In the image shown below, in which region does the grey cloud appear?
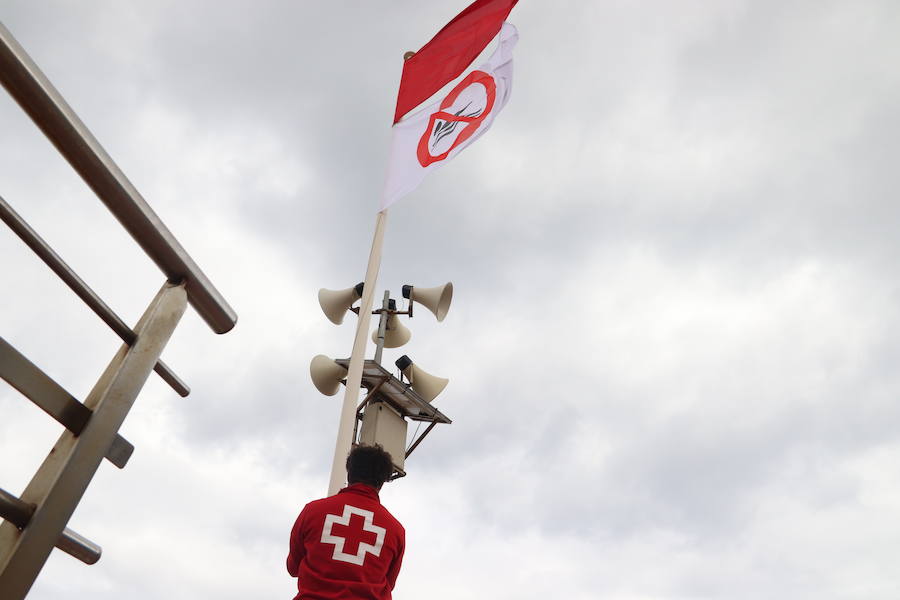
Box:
[4,1,900,599]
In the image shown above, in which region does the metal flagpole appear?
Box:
[327,209,388,495]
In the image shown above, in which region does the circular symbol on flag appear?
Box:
[416,70,497,167]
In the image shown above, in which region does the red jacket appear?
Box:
[287,484,405,600]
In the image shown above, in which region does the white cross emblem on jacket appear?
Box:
[321,504,386,565]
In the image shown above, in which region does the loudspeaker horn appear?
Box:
[395,355,449,402]
[318,282,364,325]
[310,354,348,396]
[371,313,412,348]
[402,283,453,322]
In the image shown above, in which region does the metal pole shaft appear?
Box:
[373,290,390,365]
[327,210,388,495]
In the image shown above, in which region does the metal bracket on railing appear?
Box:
[0,489,101,565]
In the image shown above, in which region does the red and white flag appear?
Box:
[382,4,519,210]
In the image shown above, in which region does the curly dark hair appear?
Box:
[346,444,394,489]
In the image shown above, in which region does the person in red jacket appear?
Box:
[287,444,405,600]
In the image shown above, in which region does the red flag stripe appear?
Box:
[393,0,518,124]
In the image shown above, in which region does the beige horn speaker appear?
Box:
[310,355,348,396]
[395,355,449,402]
[318,282,364,325]
[402,283,453,321]
[371,313,412,348]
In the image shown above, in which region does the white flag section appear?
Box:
[381,22,519,210]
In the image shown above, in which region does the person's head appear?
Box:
[346,444,394,491]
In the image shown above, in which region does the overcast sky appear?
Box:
[2,1,900,599]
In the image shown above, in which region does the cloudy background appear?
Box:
[2,1,900,598]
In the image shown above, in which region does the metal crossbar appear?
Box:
[0,19,238,599]
[0,338,134,469]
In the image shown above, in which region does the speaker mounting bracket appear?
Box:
[336,358,451,477]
